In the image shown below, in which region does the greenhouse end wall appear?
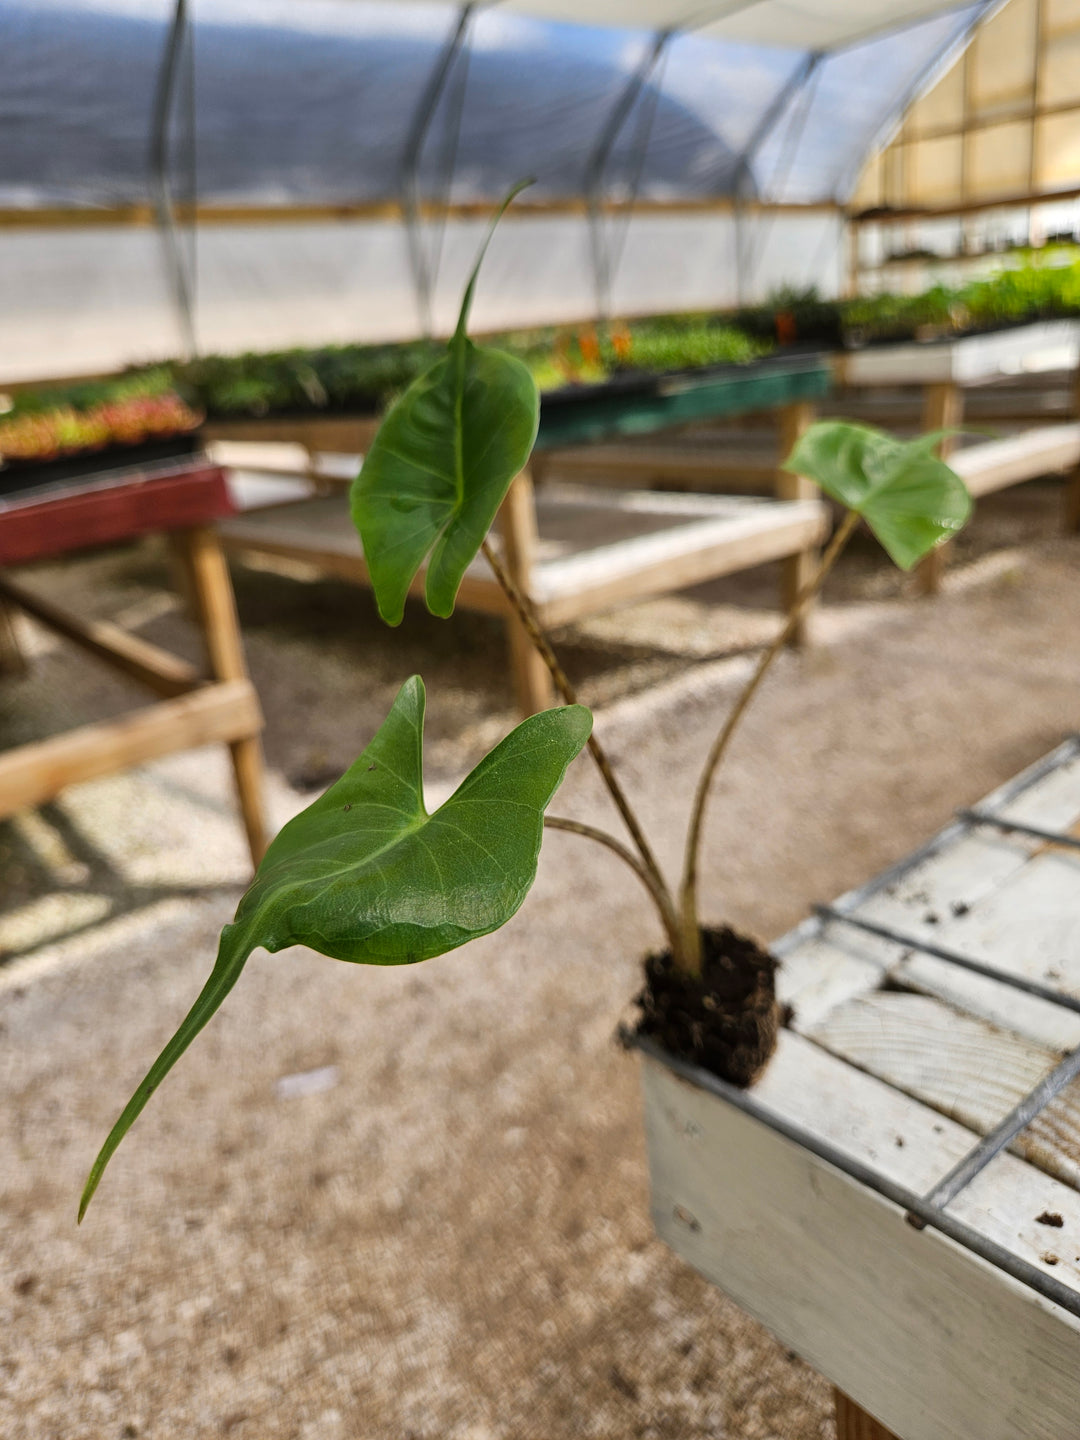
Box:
[0,211,845,385]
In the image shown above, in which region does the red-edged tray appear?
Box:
[0,458,235,566]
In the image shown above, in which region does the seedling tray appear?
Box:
[535,353,830,450]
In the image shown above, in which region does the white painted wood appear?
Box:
[218,484,827,630]
[530,498,826,625]
[896,850,1080,1051]
[842,320,1080,389]
[951,424,1080,497]
[643,741,1080,1439]
[642,1039,1080,1440]
[777,930,905,1031]
[805,991,1080,1188]
[996,751,1080,832]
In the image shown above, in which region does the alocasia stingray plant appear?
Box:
[80,188,971,1220]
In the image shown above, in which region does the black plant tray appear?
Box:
[0,434,201,501]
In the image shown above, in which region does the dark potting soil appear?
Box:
[633,926,780,1088]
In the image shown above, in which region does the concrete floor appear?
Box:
[1,480,1078,1439]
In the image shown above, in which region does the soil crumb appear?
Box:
[1037,1211,1065,1227]
[634,926,779,1086]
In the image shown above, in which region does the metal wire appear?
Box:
[629,1034,1080,1321]
[959,808,1080,852]
[916,1044,1080,1217]
[148,0,196,360]
[815,905,1080,1016]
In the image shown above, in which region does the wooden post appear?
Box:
[1066,368,1080,534]
[917,381,963,595]
[497,471,554,716]
[175,526,269,866]
[0,596,26,675]
[834,1389,903,1440]
[776,400,819,647]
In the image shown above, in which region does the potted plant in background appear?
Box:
[80,190,971,1220]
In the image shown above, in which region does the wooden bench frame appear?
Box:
[210,399,826,716]
[219,466,827,717]
[0,468,268,868]
[837,321,1080,592]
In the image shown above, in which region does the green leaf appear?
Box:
[80,675,590,1220]
[351,185,539,624]
[783,420,972,570]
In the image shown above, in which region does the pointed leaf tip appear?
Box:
[79,680,589,1215]
[351,184,539,625]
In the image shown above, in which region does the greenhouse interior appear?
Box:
[3,2,1080,1438]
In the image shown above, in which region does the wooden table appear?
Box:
[0,458,267,867]
[215,356,832,715]
[221,482,827,716]
[638,737,1080,1440]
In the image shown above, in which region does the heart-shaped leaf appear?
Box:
[80,676,590,1219]
[783,420,972,570]
[351,186,539,624]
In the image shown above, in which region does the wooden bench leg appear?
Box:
[916,382,962,596]
[0,597,27,676]
[834,1388,902,1440]
[1064,466,1080,534]
[776,401,819,647]
[498,470,554,716]
[174,526,269,867]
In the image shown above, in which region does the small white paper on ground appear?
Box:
[275,1065,340,1100]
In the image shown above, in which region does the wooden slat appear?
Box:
[0,195,844,232]
[775,400,819,647]
[537,442,777,492]
[896,849,1080,1052]
[202,415,382,453]
[835,1391,902,1440]
[219,488,829,631]
[916,382,962,594]
[0,569,199,698]
[498,471,553,716]
[532,500,828,628]
[804,990,1080,1189]
[0,680,261,819]
[779,754,1080,1052]
[175,526,268,866]
[951,424,1080,497]
[840,320,1080,389]
[642,1035,1080,1440]
[778,930,907,1032]
[220,500,513,617]
[0,596,26,675]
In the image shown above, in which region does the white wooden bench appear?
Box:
[218,477,827,715]
[837,321,1080,589]
[638,737,1080,1440]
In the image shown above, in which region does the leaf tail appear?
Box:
[454,178,535,340]
[78,923,256,1222]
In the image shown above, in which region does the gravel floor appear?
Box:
[1,479,1078,1439]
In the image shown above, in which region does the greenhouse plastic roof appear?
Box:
[1,0,990,208]
[379,0,982,52]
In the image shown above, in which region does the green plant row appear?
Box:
[0,391,201,463]
[8,246,1080,435]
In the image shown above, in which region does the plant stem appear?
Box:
[481,534,678,943]
[544,816,681,953]
[676,508,861,974]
